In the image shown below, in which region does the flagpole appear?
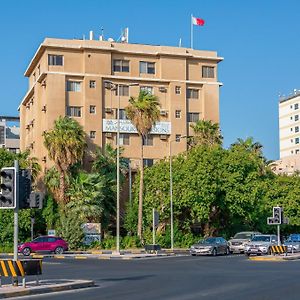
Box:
[191,14,193,49]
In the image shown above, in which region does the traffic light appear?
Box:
[267,206,282,225]
[30,192,43,209]
[19,169,31,209]
[0,167,16,209]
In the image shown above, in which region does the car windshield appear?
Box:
[286,235,300,242]
[200,238,217,244]
[252,236,270,242]
[233,233,252,239]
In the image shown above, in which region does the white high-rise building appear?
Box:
[279,92,300,158]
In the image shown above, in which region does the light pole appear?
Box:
[104,80,138,254]
[169,135,187,251]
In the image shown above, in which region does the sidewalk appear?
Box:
[0,279,94,299]
[249,253,300,261]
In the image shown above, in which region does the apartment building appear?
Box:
[19,37,223,171]
[279,92,300,158]
[0,116,20,153]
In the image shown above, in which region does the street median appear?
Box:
[249,253,300,262]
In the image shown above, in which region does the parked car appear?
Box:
[284,234,300,252]
[228,231,261,254]
[244,234,277,256]
[18,236,68,256]
[190,237,229,256]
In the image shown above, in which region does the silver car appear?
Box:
[284,234,300,253]
[244,234,278,256]
[190,237,230,256]
[228,231,261,254]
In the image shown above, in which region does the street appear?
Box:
[8,255,300,300]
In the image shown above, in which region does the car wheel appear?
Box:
[191,254,196,256]
[212,248,217,256]
[22,247,31,256]
[267,248,271,255]
[54,247,64,255]
[245,252,250,257]
[225,247,230,255]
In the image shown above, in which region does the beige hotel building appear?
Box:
[19,37,223,171]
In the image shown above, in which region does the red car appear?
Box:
[18,236,68,256]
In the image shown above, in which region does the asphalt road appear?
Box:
[7,254,300,300]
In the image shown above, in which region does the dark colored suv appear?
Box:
[18,236,68,256]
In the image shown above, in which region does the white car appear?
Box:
[228,232,261,254]
[244,234,278,256]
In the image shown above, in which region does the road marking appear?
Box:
[74,256,87,259]
[54,256,65,259]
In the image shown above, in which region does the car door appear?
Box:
[31,237,46,252]
[216,238,225,253]
[43,237,56,252]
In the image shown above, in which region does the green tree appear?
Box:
[189,120,223,147]
[43,116,86,203]
[125,90,160,239]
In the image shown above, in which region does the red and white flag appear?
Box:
[192,16,205,26]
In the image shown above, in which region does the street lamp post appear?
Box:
[169,135,187,251]
[104,80,138,254]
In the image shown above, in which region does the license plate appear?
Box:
[250,248,258,252]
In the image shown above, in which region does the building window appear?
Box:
[291,116,293,120]
[89,80,96,88]
[113,60,130,72]
[295,115,299,121]
[144,159,154,167]
[175,86,181,94]
[296,138,300,144]
[188,112,200,122]
[140,61,155,74]
[119,133,130,145]
[118,109,128,120]
[140,86,154,94]
[143,135,153,146]
[187,89,199,99]
[296,149,300,154]
[90,131,96,139]
[66,106,81,117]
[296,126,299,133]
[291,128,293,132]
[90,105,96,114]
[48,54,63,66]
[175,110,181,118]
[295,103,299,110]
[175,134,181,142]
[202,66,214,78]
[116,85,129,96]
[67,81,81,92]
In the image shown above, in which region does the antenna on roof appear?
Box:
[179,38,182,47]
[118,27,129,43]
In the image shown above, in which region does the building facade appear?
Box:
[0,116,20,153]
[279,92,300,158]
[19,38,223,171]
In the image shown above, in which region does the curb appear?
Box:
[0,280,95,299]
[249,255,300,262]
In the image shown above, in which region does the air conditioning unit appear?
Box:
[160,110,168,116]
[41,105,47,112]
[26,125,30,130]
[105,132,113,138]
[160,134,168,140]
[159,86,167,93]
[104,82,112,89]
[105,108,113,113]
[26,104,30,109]
[42,156,47,163]
[41,81,46,87]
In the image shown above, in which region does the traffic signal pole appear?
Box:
[13,160,19,262]
[277,224,281,246]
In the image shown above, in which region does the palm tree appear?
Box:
[43,116,86,203]
[231,137,263,156]
[126,90,160,238]
[189,120,223,147]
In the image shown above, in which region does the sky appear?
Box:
[1,0,300,160]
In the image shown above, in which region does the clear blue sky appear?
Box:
[1,0,299,160]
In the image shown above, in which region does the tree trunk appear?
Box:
[137,136,144,239]
[59,172,66,204]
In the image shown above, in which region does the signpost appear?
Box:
[152,209,159,245]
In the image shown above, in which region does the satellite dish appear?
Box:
[107,37,114,42]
